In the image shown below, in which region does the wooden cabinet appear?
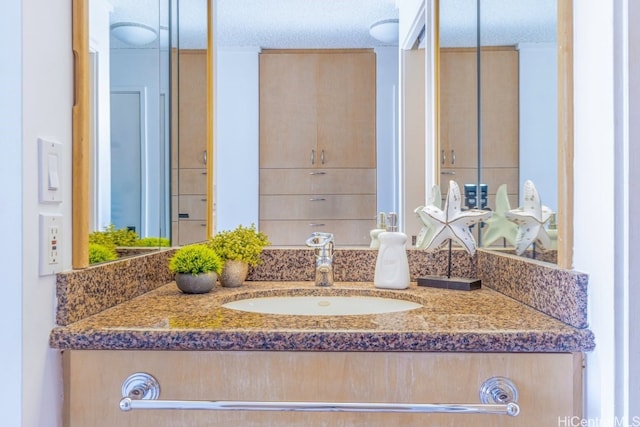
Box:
[171,49,208,245]
[439,47,519,210]
[63,350,583,427]
[259,51,377,246]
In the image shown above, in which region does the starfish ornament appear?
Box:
[504,180,554,255]
[482,183,518,247]
[414,185,442,249]
[415,181,492,255]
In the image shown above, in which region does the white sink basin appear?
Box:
[222,295,422,316]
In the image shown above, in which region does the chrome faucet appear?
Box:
[305,232,334,287]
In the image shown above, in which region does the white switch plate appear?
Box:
[38,138,63,204]
[39,214,63,276]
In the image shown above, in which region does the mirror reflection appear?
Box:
[82,0,563,263]
[438,0,558,262]
[88,0,171,262]
[87,0,209,262]
[214,1,400,247]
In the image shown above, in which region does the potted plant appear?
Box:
[207,224,270,287]
[168,244,223,294]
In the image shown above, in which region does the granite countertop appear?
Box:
[49,281,594,352]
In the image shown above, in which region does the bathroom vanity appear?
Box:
[51,266,594,427]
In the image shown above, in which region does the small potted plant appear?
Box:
[168,244,223,294]
[207,224,270,287]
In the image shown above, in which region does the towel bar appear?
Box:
[119,373,520,417]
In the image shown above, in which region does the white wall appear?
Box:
[573,1,617,422]
[626,0,640,418]
[0,0,23,424]
[518,43,558,212]
[215,48,261,231]
[18,0,72,425]
[375,47,400,216]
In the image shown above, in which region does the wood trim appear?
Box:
[434,0,441,182]
[72,0,89,269]
[557,0,574,269]
[206,0,214,237]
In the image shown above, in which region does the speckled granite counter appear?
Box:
[50,281,594,352]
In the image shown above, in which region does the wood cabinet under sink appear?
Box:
[63,350,582,427]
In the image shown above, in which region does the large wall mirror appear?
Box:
[73,0,572,269]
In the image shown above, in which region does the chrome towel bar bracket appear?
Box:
[119,373,520,417]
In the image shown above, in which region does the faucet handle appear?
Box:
[305,232,334,248]
[305,232,334,259]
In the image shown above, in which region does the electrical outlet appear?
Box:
[40,214,63,276]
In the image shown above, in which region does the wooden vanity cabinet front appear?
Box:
[63,350,583,427]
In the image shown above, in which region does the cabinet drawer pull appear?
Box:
[309,197,326,202]
[309,223,326,227]
[441,170,456,175]
[119,373,520,417]
[309,171,326,176]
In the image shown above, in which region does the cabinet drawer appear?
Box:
[176,220,208,245]
[260,219,375,246]
[178,168,207,195]
[174,195,207,221]
[260,168,376,195]
[260,194,376,220]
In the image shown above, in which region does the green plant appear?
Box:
[89,243,118,264]
[89,224,139,249]
[207,224,270,267]
[137,237,171,247]
[168,245,223,276]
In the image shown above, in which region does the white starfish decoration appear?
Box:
[504,180,554,255]
[415,181,492,255]
[482,183,518,247]
[414,185,442,249]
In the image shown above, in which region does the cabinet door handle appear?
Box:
[202,150,207,165]
[451,149,455,165]
[311,149,316,165]
[309,197,326,202]
[321,149,325,165]
[119,373,520,417]
[441,149,446,165]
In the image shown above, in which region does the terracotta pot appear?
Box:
[219,260,249,287]
[175,272,217,294]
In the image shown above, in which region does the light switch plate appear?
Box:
[39,213,63,276]
[38,138,63,204]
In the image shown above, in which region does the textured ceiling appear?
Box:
[107,0,556,50]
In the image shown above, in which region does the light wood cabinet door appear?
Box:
[316,52,376,168]
[63,350,583,427]
[172,49,209,245]
[260,50,376,169]
[260,53,319,169]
